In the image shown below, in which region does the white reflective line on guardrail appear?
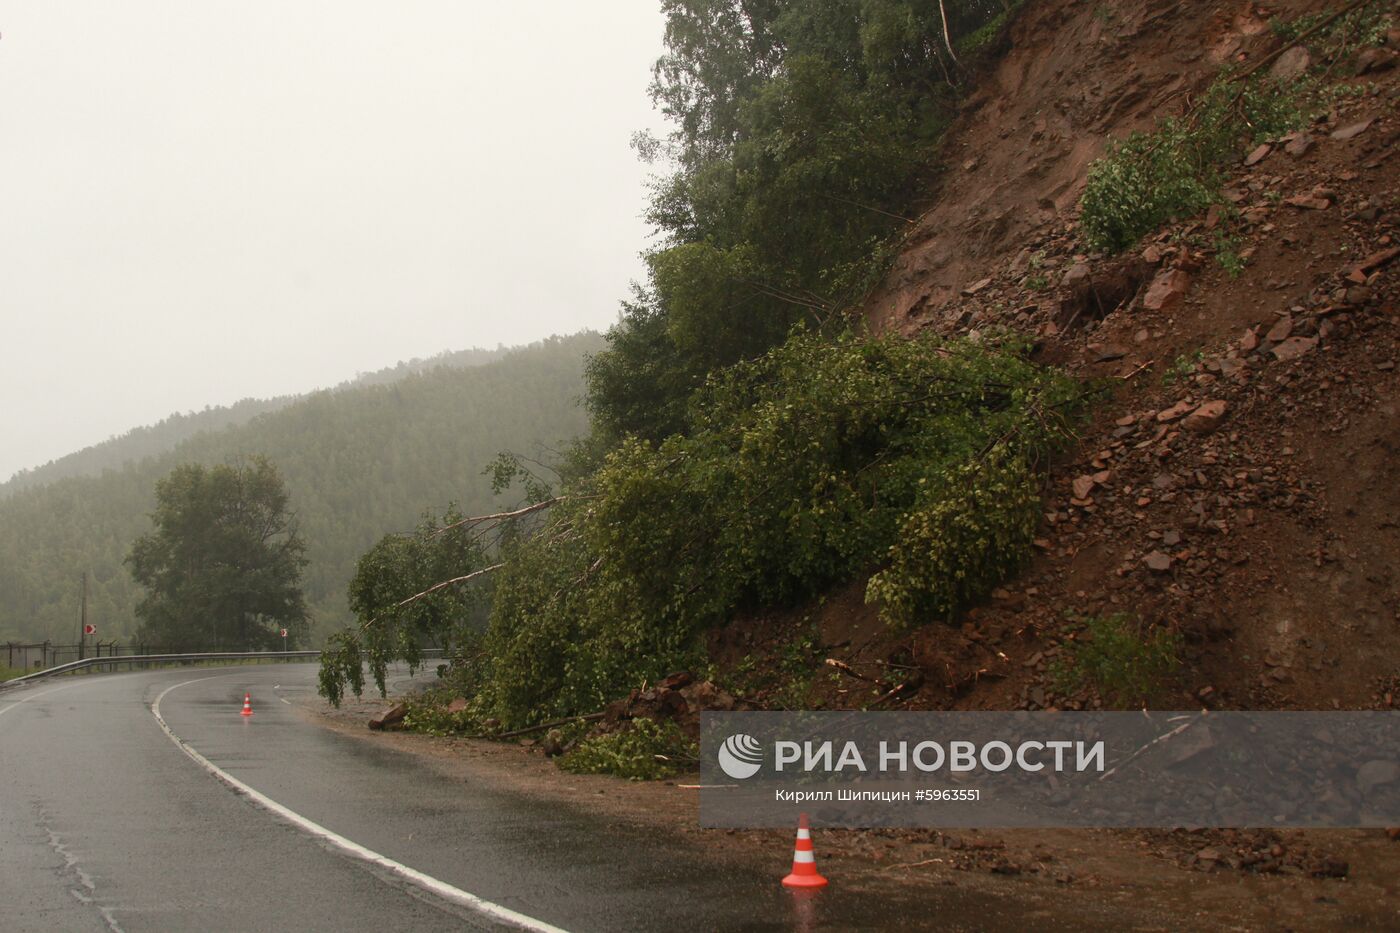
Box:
[1,650,444,690]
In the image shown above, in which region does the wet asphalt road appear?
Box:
[0,664,1089,932]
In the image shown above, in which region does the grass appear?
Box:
[1050,613,1182,707]
[1215,232,1247,278]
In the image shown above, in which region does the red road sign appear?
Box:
[280,629,288,638]
[83,624,97,636]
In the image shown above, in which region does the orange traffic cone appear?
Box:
[240,693,253,717]
[781,813,828,889]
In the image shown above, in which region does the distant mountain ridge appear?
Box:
[0,332,603,645]
[1,345,510,497]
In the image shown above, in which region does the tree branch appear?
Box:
[430,498,567,537]
[389,563,505,610]
[938,0,962,70]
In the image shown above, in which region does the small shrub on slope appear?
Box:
[1081,75,1304,253]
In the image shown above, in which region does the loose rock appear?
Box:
[1183,400,1228,434]
[1268,45,1311,81]
[1143,551,1174,574]
[369,703,408,731]
[1142,269,1191,311]
[1330,119,1373,142]
[1272,337,1318,362]
[1243,143,1271,167]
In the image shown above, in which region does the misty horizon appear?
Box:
[0,1,666,480]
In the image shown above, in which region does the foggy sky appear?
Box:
[0,2,667,481]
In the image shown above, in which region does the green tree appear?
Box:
[127,457,308,650]
[588,0,1021,442]
[319,506,492,705]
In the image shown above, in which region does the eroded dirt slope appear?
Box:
[870,0,1341,330]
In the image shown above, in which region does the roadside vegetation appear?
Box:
[127,457,309,651]
[557,720,697,781]
[587,0,1024,444]
[321,330,1084,725]
[319,0,1400,765]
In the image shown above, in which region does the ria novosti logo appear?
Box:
[717,733,764,779]
[715,732,1110,780]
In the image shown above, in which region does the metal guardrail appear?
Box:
[0,648,445,690]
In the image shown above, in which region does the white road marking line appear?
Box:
[0,681,86,720]
[151,677,568,933]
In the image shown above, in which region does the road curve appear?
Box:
[0,663,1069,932]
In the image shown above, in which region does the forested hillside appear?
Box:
[0,333,601,645]
[1,345,509,497]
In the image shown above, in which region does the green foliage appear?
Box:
[317,634,365,709]
[126,456,308,651]
[398,688,500,737]
[866,447,1041,628]
[1161,349,1205,387]
[1270,5,1393,56]
[957,1,1025,59]
[1081,4,1399,254]
[1049,614,1182,707]
[0,334,601,645]
[1214,231,1247,278]
[318,505,491,705]
[584,292,699,444]
[1080,75,1305,253]
[589,0,1021,442]
[479,330,1081,727]
[556,719,697,781]
[0,663,22,683]
[720,628,822,708]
